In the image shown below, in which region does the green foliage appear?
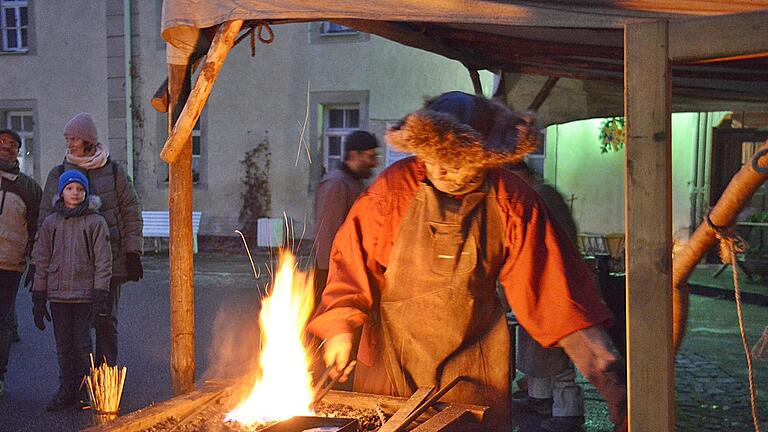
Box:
[239,135,271,238]
[746,211,768,223]
[599,117,625,154]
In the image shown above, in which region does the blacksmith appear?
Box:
[308,91,627,431]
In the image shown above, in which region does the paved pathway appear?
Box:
[1,253,765,431]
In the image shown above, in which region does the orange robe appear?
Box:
[307,157,611,393]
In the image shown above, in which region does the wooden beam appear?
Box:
[624,20,674,432]
[335,20,485,69]
[527,77,560,111]
[669,11,768,63]
[160,20,244,164]
[467,67,484,96]
[81,382,228,432]
[168,62,195,396]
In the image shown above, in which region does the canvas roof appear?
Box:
[161,1,768,124]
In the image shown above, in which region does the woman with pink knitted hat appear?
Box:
[34,112,144,368]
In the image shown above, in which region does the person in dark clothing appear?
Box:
[313,130,379,303]
[0,128,42,398]
[37,113,143,367]
[32,170,112,411]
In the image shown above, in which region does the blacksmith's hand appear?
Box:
[32,291,51,331]
[324,333,353,382]
[24,264,35,289]
[126,253,144,281]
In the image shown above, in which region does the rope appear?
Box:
[233,21,275,57]
[707,212,762,432]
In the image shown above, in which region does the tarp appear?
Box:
[161,1,768,124]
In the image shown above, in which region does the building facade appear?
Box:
[0,0,492,239]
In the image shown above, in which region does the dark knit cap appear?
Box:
[345,130,379,152]
[58,169,89,196]
[0,129,22,145]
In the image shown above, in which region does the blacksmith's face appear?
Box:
[0,133,20,164]
[423,159,485,195]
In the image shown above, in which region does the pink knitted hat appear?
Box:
[64,113,98,144]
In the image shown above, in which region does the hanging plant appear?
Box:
[599,117,625,153]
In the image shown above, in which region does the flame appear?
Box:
[225,250,316,426]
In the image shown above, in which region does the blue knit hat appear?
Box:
[58,169,89,196]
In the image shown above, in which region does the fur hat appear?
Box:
[385,91,539,168]
[58,169,89,196]
[64,112,99,144]
[345,130,379,152]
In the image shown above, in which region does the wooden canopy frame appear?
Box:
[160,10,768,431]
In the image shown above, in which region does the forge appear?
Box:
[81,381,488,432]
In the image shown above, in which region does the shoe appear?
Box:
[511,396,553,415]
[78,388,91,410]
[540,416,585,432]
[46,387,77,412]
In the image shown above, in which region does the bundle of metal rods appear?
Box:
[84,354,127,425]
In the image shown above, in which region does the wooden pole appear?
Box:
[160,20,243,164]
[672,139,768,341]
[168,62,195,396]
[624,20,674,432]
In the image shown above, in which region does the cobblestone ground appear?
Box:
[675,349,766,432]
[518,337,768,432]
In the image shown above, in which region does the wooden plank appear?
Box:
[669,11,768,63]
[378,387,435,432]
[168,61,196,396]
[624,20,674,432]
[410,405,470,432]
[82,385,227,432]
[160,20,243,164]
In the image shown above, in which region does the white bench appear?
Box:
[142,211,202,254]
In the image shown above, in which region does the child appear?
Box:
[31,169,112,411]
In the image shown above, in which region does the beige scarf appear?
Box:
[66,142,110,170]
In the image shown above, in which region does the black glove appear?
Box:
[91,289,111,327]
[126,253,143,282]
[32,291,51,331]
[24,264,35,289]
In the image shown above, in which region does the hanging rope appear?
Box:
[233,21,275,57]
[706,212,762,432]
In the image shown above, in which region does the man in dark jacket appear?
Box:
[37,113,143,366]
[0,129,42,397]
[313,130,379,301]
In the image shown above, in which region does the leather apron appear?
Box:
[379,181,511,427]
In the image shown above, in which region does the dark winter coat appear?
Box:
[38,159,142,279]
[32,196,112,302]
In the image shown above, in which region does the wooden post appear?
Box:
[160,20,243,164]
[168,62,195,396]
[624,20,674,432]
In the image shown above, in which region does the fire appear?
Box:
[225,250,316,426]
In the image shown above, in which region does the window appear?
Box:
[323,105,360,172]
[310,22,369,44]
[5,110,32,173]
[162,116,204,185]
[1,0,28,52]
[320,22,356,35]
[191,118,201,184]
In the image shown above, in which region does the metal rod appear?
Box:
[391,375,466,432]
